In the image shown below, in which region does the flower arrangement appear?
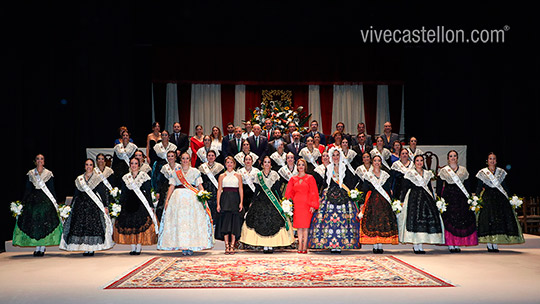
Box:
[10,201,23,217]
[509,195,523,210]
[280,198,294,220]
[435,197,447,214]
[109,202,121,218]
[58,204,72,220]
[247,96,312,134]
[391,199,403,214]
[197,190,212,203]
[151,188,158,208]
[110,187,121,204]
[467,195,483,214]
[348,189,365,204]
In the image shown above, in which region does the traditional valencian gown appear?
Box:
[60,173,114,251]
[309,161,361,250]
[437,165,478,246]
[156,162,181,221]
[390,160,412,200]
[406,147,424,162]
[157,167,214,251]
[12,168,63,247]
[298,147,321,175]
[370,148,392,171]
[355,164,373,189]
[198,162,225,224]
[278,164,298,196]
[237,166,260,215]
[285,175,319,229]
[240,170,294,247]
[359,171,399,245]
[113,171,158,245]
[93,166,115,209]
[111,142,138,186]
[214,170,243,241]
[234,151,259,170]
[475,167,524,244]
[151,141,177,193]
[195,146,220,168]
[398,169,444,245]
[269,151,286,172]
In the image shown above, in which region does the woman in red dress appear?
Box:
[285,159,320,253]
[190,125,205,167]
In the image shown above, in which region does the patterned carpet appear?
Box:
[105,255,453,289]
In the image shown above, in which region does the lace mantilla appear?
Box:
[278,165,298,181]
[438,165,469,184]
[122,171,151,189]
[476,167,507,188]
[238,167,260,184]
[391,160,412,174]
[140,163,152,174]
[355,164,373,181]
[256,170,280,188]
[299,147,321,163]
[175,167,203,187]
[364,170,390,186]
[234,152,258,167]
[404,169,433,188]
[27,168,54,188]
[75,173,102,191]
[154,142,178,160]
[270,152,287,166]
[197,147,220,163]
[94,166,114,178]
[161,163,180,179]
[314,164,327,178]
[114,142,138,158]
[342,149,357,163]
[198,162,224,176]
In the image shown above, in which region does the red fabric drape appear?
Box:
[221,84,236,131]
[319,85,333,136]
[245,85,262,122]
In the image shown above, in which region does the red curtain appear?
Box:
[177,84,191,134]
[319,85,333,136]
[220,85,236,131]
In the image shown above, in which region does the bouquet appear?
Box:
[348,189,365,204]
[509,195,523,210]
[58,204,72,220]
[280,198,294,220]
[435,197,447,214]
[467,195,483,214]
[197,190,212,203]
[391,199,403,215]
[151,188,158,208]
[10,201,23,217]
[109,202,121,218]
[109,187,121,204]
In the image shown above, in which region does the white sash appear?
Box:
[481,168,508,198]
[201,163,219,189]
[240,168,256,192]
[372,149,390,169]
[125,174,159,234]
[279,165,297,181]
[270,152,286,167]
[365,171,392,204]
[94,167,113,191]
[443,166,470,198]
[34,169,58,211]
[77,176,113,235]
[355,164,372,181]
[342,150,357,175]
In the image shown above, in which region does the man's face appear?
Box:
[358,134,366,145]
[357,124,365,133]
[265,120,272,130]
[293,132,300,142]
[253,125,262,136]
[289,124,296,133]
[384,123,392,133]
[173,123,181,133]
[227,124,234,134]
[274,129,282,139]
[234,127,242,138]
[311,122,318,132]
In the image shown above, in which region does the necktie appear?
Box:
[295,143,299,153]
[175,133,179,142]
[256,137,259,148]
[268,130,271,140]
[237,139,241,152]
[361,145,364,153]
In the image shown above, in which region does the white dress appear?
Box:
[157,167,214,251]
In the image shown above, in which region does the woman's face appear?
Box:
[207,152,216,163]
[297,161,306,173]
[332,150,340,164]
[362,153,371,165]
[410,137,417,148]
[277,142,284,153]
[286,153,295,165]
[161,132,169,142]
[167,152,176,164]
[85,160,94,173]
[196,126,203,136]
[242,141,250,152]
[341,139,348,150]
[130,159,140,172]
[122,132,130,144]
[373,157,381,169]
[263,157,271,169]
[321,152,330,164]
[153,123,161,133]
[134,152,143,162]
[415,157,424,170]
[448,151,458,165]
[181,154,190,166]
[245,122,252,131]
[212,127,219,137]
[400,149,409,162]
[225,159,235,170]
[204,136,211,147]
[376,137,384,148]
[314,134,320,144]
[244,156,253,167]
[306,137,314,148]
[487,154,497,167]
[393,142,401,153]
[96,155,106,167]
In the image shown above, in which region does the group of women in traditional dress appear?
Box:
[12,126,524,257]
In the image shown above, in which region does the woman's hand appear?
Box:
[217,204,221,213]
[239,204,243,212]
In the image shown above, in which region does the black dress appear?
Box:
[214,171,243,240]
[199,163,225,224]
[111,143,137,187]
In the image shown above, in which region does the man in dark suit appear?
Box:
[302,120,326,145]
[381,121,399,150]
[248,124,268,166]
[228,126,244,157]
[170,122,189,157]
[286,131,306,161]
[224,122,235,142]
[351,122,372,147]
[327,122,352,145]
[352,132,373,167]
[268,128,286,154]
[261,118,275,142]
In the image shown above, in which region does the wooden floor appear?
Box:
[2,234,540,304]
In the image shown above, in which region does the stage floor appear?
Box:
[2,234,540,304]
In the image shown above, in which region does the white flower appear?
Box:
[436,198,447,214]
[509,196,523,208]
[58,205,71,219]
[10,202,23,216]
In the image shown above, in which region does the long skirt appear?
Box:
[441,184,478,246]
[398,187,444,244]
[477,187,524,244]
[157,188,214,250]
[113,191,157,245]
[359,191,398,245]
[215,190,243,241]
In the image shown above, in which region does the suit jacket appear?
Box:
[352,144,373,167]
[171,132,189,154]
[286,142,306,161]
[247,135,269,163]
[302,131,326,145]
[228,137,243,156]
[268,138,286,154]
[262,129,275,142]
[327,133,352,145]
[381,133,399,150]
[351,133,373,147]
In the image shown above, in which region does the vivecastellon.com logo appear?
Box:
[359,25,510,43]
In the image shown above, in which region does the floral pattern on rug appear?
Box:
[105,256,453,289]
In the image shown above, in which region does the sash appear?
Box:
[409,170,434,199]
[355,165,372,181]
[443,166,470,198]
[481,168,508,198]
[77,176,113,235]
[176,168,213,225]
[257,172,289,231]
[240,169,256,192]
[34,169,58,212]
[201,163,219,189]
[116,147,131,166]
[365,172,391,204]
[279,166,297,181]
[372,149,390,169]
[125,174,159,234]
[270,152,286,167]
[94,167,113,191]
[342,151,357,175]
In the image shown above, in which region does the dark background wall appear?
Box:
[3,2,537,249]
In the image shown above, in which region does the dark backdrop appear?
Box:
[3,2,537,250]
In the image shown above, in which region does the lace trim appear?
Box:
[298,147,321,161]
[364,170,390,186]
[153,142,177,160]
[197,147,220,163]
[342,149,357,163]
[114,142,138,158]
[177,167,203,187]
[95,166,114,178]
[238,167,260,184]
[314,164,327,178]
[27,168,53,187]
[355,164,373,181]
[404,169,433,187]
[391,160,412,174]
[438,165,469,184]
[256,170,280,188]
[270,152,286,167]
[75,173,102,191]
[198,162,224,176]
[161,163,180,179]
[140,164,152,174]
[122,171,151,189]
[234,152,258,167]
[278,165,298,180]
[476,167,506,188]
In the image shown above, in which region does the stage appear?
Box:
[1,234,539,304]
